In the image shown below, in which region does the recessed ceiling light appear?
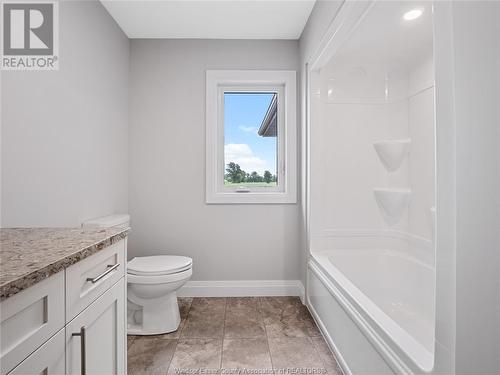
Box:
[403,9,423,21]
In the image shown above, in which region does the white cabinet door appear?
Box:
[66,278,125,375]
[0,272,65,375]
[8,329,65,375]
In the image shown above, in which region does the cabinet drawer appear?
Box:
[0,272,64,375]
[8,329,65,375]
[66,239,125,322]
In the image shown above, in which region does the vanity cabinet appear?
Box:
[66,279,125,375]
[65,240,125,323]
[0,272,65,374]
[8,330,65,375]
[0,238,127,375]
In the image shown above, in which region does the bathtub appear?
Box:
[307,249,435,375]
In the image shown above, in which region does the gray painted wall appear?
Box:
[453,2,500,374]
[1,1,129,227]
[128,39,301,281]
[299,1,344,65]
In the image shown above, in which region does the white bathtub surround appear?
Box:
[373,139,411,173]
[306,1,438,374]
[373,188,413,226]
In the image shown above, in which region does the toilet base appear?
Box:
[127,324,180,335]
[127,291,181,335]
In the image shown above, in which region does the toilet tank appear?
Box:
[82,214,130,229]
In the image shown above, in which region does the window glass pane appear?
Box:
[224,92,278,187]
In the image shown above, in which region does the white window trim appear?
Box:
[206,70,297,204]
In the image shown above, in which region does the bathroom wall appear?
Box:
[299,1,345,67]
[1,1,129,227]
[128,39,301,281]
[451,2,500,373]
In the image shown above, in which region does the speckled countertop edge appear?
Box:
[0,228,129,301]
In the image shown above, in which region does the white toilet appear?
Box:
[82,214,193,336]
[127,255,192,335]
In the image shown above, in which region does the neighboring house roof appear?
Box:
[258,94,277,137]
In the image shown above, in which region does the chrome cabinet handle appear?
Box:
[86,263,120,283]
[72,326,87,375]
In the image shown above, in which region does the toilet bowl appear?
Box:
[127,255,192,335]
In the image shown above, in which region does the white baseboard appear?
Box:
[177,280,305,301]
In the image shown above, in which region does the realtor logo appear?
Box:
[1,1,59,70]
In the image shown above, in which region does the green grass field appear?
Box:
[224,181,277,187]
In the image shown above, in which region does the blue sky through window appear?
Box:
[224,93,277,176]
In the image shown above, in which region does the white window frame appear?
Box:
[206,70,297,204]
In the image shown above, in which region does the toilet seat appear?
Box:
[128,255,192,276]
[127,268,192,284]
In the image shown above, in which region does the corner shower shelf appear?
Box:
[373,138,411,172]
[373,188,412,226]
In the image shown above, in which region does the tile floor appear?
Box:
[127,297,342,375]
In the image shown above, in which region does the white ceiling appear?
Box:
[101,1,316,39]
[334,1,433,67]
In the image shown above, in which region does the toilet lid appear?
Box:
[127,255,192,276]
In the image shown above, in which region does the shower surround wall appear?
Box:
[310,55,435,262]
[305,2,438,373]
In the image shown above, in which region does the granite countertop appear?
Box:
[0,227,129,301]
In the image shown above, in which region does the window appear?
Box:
[206,70,297,204]
[224,92,278,189]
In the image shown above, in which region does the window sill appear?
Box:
[206,191,297,204]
